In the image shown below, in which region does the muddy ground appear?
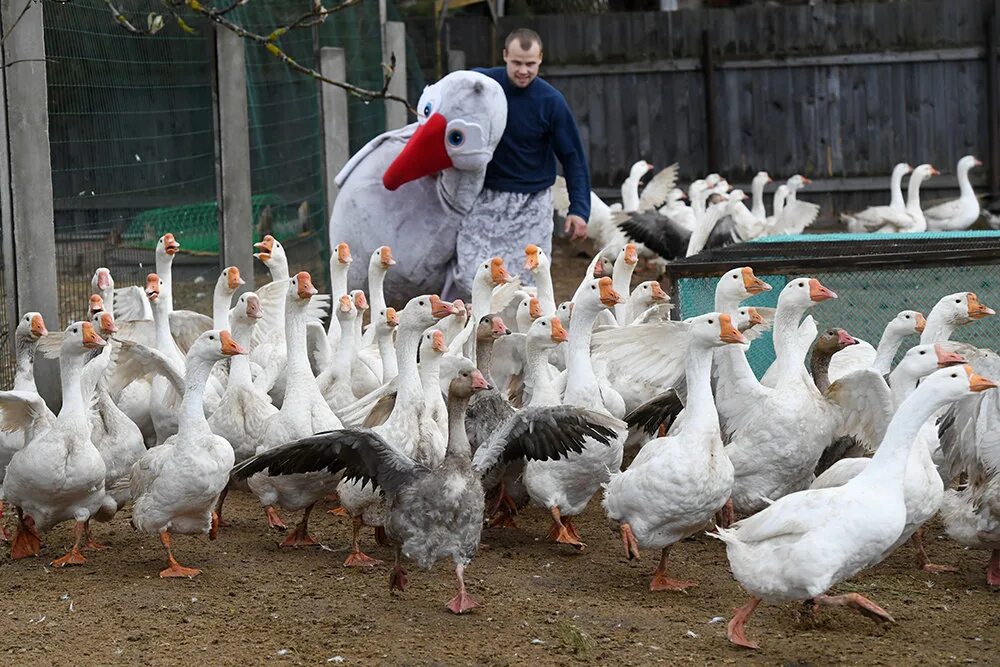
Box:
[2,236,997,666]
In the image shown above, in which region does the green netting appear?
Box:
[675,232,1000,377]
[41,0,421,317]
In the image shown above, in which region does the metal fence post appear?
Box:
[0,0,60,405]
[385,21,409,130]
[320,48,350,221]
[448,49,467,72]
[211,26,253,289]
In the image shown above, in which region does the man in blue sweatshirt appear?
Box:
[449,28,591,298]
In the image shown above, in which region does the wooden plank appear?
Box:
[320,47,350,219]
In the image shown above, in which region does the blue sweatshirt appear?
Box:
[474,67,591,220]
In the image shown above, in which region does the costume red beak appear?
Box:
[382,113,453,191]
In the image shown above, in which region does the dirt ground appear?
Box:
[2,237,997,666]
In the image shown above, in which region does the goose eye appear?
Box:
[919,351,925,355]
[708,319,714,324]
[732,275,738,279]
[904,315,910,319]
[209,335,215,340]
[448,130,465,147]
[956,299,961,304]
[951,373,957,378]
[591,286,596,290]
[418,300,424,306]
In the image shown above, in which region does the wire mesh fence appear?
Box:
[668,231,1000,377]
[0,228,12,389]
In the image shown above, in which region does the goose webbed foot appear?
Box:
[264,505,287,531]
[813,592,895,623]
[51,521,88,568]
[913,528,956,573]
[727,597,761,650]
[485,483,519,529]
[649,546,696,592]
[548,507,585,550]
[446,564,478,614]
[343,516,382,566]
[83,520,109,551]
[389,550,408,592]
[620,523,640,561]
[209,512,220,541]
[158,532,201,578]
[10,512,41,560]
[987,549,1000,588]
[278,504,319,548]
[0,501,10,541]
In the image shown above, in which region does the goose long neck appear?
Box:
[330,263,349,301]
[151,300,177,360]
[887,366,920,409]
[771,303,810,380]
[525,343,560,407]
[13,336,39,393]
[920,310,954,344]
[565,305,601,404]
[612,257,635,322]
[446,393,472,460]
[856,389,945,486]
[476,337,496,383]
[378,328,398,381]
[369,267,387,316]
[810,347,834,394]
[889,167,906,210]
[334,313,356,372]
[958,162,975,199]
[682,342,720,434]
[155,254,174,313]
[773,188,787,217]
[58,351,88,424]
[621,176,641,212]
[283,300,311,385]
[178,355,215,436]
[228,321,255,387]
[394,325,424,406]
[906,174,925,211]
[419,358,441,406]
[212,284,232,330]
[751,179,767,219]
[873,327,907,375]
[535,263,556,314]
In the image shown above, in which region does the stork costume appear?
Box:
[330,71,508,305]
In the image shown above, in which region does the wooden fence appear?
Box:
[407,0,1000,216]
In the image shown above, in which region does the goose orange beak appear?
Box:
[162,233,180,255]
[550,316,568,343]
[650,282,669,302]
[490,257,511,285]
[81,322,105,349]
[246,294,263,319]
[430,294,458,319]
[451,299,466,317]
[471,369,491,391]
[145,273,160,300]
[929,166,941,177]
[431,330,448,353]
[808,278,837,302]
[800,176,812,185]
[337,242,352,264]
[385,307,399,327]
[379,246,396,268]
[354,291,369,311]
[966,365,997,392]
[524,244,540,271]
[528,297,542,320]
[382,113,452,190]
[598,277,623,307]
[491,316,510,338]
[30,314,47,338]
[967,293,995,319]
[935,345,966,367]
[338,295,352,312]
[973,157,983,167]
[624,243,639,266]
[719,313,746,345]
[254,235,275,261]
[914,313,926,334]
[742,267,771,295]
[95,269,112,290]
[296,271,317,299]
[837,330,858,347]
[747,307,764,326]
[220,330,244,356]
[226,267,244,290]
[99,312,118,334]
[89,295,105,315]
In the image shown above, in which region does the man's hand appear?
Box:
[564,214,588,241]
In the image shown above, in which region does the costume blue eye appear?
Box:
[423,102,433,116]
[448,130,465,146]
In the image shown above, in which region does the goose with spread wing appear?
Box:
[233,357,620,613]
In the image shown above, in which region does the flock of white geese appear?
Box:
[556,154,993,268]
[0,189,999,649]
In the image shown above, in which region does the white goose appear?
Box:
[359,245,395,347]
[523,277,627,548]
[925,155,983,231]
[0,313,50,496]
[827,309,926,382]
[921,291,995,344]
[714,365,995,649]
[524,244,556,315]
[129,329,241,577]
[749,171,772,221]
[3,322,113,565]
[604,313,744,591]
[811,343,968,573]
[842,163,913,232]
